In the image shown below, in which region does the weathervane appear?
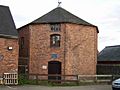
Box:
[58,0,62,7]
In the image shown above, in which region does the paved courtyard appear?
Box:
[0,85,112,90]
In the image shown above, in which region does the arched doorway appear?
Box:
[48,61,61,80]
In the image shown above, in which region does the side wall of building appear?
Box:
[0,38,18,76]
[18,26,30,57]
[65,24,97,75]
[97,61,120,75]
[18,26,30,74]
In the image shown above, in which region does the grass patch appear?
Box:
[18,74,37,85]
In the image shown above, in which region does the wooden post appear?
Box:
[36,74,38,84]
[76,75,79,85]
[111,75,114,82]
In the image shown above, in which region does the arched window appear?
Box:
[50,34,61,47]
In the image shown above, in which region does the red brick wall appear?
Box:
[65,24,97,75]
[0,37,18,76]
[18,26,30,57]
[28,23,97,75]
[29,24,66,74]
[18,26,30,74]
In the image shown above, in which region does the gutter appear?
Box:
[0,34,18,39]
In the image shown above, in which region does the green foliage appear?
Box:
[18,74,36,85]
[18,74,28,85]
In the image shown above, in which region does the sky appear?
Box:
[0,0,120,51]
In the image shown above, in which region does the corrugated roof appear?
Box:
[0,5,18,38]
[31,7,95,26]
[98,45,120,61]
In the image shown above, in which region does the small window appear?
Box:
[20,37,24,49]
[50,34,60,47]
[50,24,61,32]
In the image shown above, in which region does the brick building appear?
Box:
[18,7,98,79]
[0,5,18,77]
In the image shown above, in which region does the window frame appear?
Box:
[50,34,61,47]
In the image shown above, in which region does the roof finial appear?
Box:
[58,0,62,7]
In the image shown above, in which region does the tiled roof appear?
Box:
[98,45,120,61]
[32,7,95,26]
[0,5,18,38]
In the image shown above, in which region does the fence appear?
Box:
[3,73,18,85]
[78,75,112,83]
[28,74,119,84]
[1,73,120,85]
[28,74,79,84]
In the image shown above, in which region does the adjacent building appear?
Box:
[97,45,120,75]
[18,7,99,79]
[0,5,19,77]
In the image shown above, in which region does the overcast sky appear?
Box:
[0,0,120,51]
